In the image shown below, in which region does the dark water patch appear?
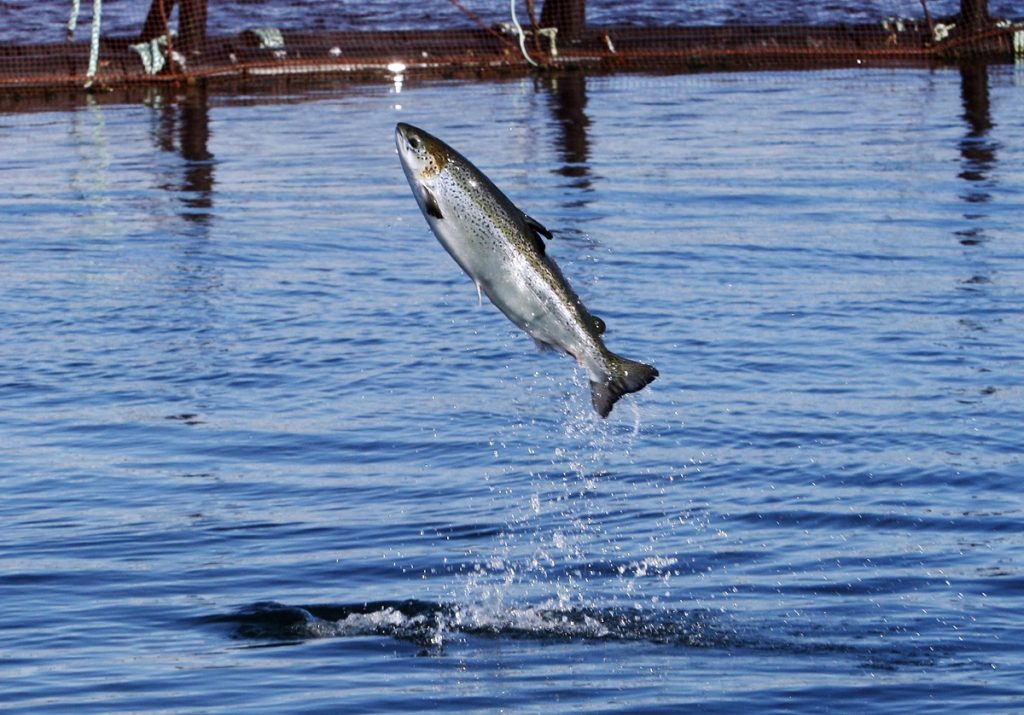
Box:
[204,599,733,650]
[730,507,1024,535]
[207,598,965,674]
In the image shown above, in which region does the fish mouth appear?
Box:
[394,123,416,177]
[394,122,410,153]
[394,123,425,171]
[395,122,423,153]
[395,123,445,179]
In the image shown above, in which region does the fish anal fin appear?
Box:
[422,186,444,219]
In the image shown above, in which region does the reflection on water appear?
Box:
[69,96,113,209]
[952,62,1001,403]
[542,73,593,202]
[956,61,997,247]
[147,85,216,224]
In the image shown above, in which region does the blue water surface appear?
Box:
[5,0,1021,44]
[2,66,1023,712]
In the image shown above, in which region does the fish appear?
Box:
[395,122,657,417]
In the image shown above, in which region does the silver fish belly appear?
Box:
[395,122,657,417]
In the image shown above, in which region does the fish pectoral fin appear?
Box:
[475,281,484,306]
[524,213,553,240]
[422,186,444,219]
[532,338,558,353]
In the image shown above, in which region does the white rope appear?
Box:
[509,0,539,67]
[84,0,102,88]
[67,0,81,40]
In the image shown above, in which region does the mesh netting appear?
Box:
[1,1,1021,91]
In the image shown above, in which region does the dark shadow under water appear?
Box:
[201,599,953,671]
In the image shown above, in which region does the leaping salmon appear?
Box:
[395,122,657,417]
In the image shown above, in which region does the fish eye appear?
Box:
[408,136,421,150]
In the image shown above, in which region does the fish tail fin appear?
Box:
[590,353,659,418]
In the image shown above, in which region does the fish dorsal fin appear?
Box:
[523,222,546,255]
[521,212,552,256]
[422,186,444,219]
[524,213,553,240]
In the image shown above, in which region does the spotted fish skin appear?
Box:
[395,122,657,417]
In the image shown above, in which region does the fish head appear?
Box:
[395,123,450,186]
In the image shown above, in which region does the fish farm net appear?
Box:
[1,1,1022,91]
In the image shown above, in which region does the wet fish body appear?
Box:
[395,122,657,417]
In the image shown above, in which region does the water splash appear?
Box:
[446,364,694,644]
[207,599,724,651]
[207,599,953,671]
